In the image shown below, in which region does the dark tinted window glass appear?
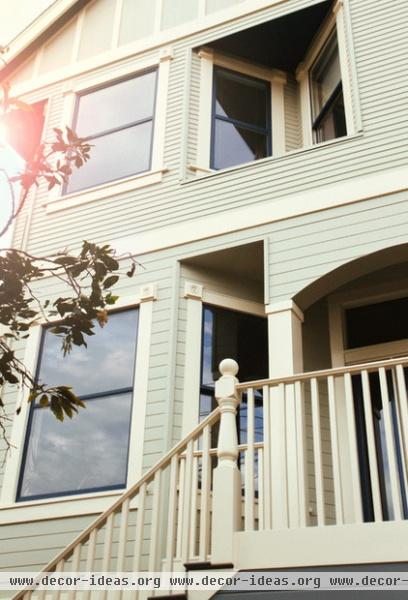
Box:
[345,297,408,349]
[213,120,268,170]
[18,309,139,501]
[200,306,268,444]
[211,67,271,170]
[215,69,268,128]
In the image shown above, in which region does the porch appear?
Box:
[13,353,408,599]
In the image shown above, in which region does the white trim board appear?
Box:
[111,165,408,258]
[0,289,156,522]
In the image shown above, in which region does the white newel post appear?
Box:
[211,359,242,564]
[266,300,308,529]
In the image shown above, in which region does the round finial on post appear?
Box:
[219,358,239,377]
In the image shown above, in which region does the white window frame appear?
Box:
[297,0,360,148]
[328,278,408,368]
[0,284,157,523]
[193,47,287,175]
[181,279,266,435]
[43,49,173,214]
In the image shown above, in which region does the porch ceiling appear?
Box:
[205,0,333,72]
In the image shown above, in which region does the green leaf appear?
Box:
[103,275,119,289]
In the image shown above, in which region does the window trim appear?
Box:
[194,47,287,174]
[0,286,157,523]
[64,68,159,195]
[297,0,359,147]
[43,49,172,213]
[210,65,272,170]
[328,279,408,368]
[181,279,266,436]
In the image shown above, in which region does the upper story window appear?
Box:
[65,70,157,194]
[17,309,139,501]
[211,67,271,170]
[310,31,347,143]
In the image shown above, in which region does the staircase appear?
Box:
[12,355,408,599]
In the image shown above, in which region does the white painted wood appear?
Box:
[180,441,194,562]
[176,457,185,560]
[361,370,383,521]
[294,380,308,527]
[189,455,199,558]
[199,425,211,560]
[196,48,213,170]
[258,446,264,531]
[327,375,344,525]
[83,530,97,600]
[244,388,255,531]
[379,367,403,521]
[334,0,355,135]
[165,455,178,569]
[117,498,130,571]
[395,365,408,485]
[132,483,147,572]
[128,295,156,485]
[151,49,172,171]
[271,78,286,156]
[211,359,241,563]
[343,372,363,523]
[311,377,325,526]
[261,386,271,530]
[267,300,304,529]
[101,514,114,573]
[67,546,81,600]
[149,470,162,570]
[181,284,203,435]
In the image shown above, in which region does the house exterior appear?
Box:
[1,0,408,597]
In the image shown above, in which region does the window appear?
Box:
[310,31,347,143]
[211,67,271,170]
[17,309,139,501]
[200,305,268,442]
[65,70,157,194]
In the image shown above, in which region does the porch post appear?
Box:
[266,300,308,529]
[211,359,242,564]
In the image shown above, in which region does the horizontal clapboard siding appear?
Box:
[1,0,407,574]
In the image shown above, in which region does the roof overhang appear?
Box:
[0,0,90,81]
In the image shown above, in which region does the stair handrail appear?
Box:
[12,407,221,599]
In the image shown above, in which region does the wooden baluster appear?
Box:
[327,375,343,525]
[258,446,264,530]
[149,471,162,571]
[344,372,363,523]
[67,545,81,600]
[165,455,179,570]
[361,370,382,521]
[244,388,255,531]
[180,440,194,563]
[132,483,147,572]
[295,380,308,527]
[189,454,199,559]
[311,377,325,526]
[199,425,211,561]
[175,457,185,559]
[83,529,97,600]
[379,367,403,521]
[395,364,408,487]
[100,514,114,600]
[53,560,65,600]
[262,385,272,529]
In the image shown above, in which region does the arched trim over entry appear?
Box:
[294,243,408,312]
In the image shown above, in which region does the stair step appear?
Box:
[184,562,234,571]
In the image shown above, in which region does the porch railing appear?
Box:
[237,355,408,531]
[13,356,408,598]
